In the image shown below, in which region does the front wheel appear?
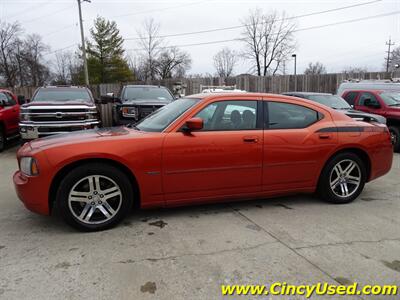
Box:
[318,152,366,204]
[0,127,4,152]
[388,126,400,152]
[57,163,134,231]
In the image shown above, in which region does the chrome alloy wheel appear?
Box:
[329,159,361,198]
[68,175,122,225]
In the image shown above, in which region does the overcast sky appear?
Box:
[0,0,399,75]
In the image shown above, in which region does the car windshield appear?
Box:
[32,89,92,102]
[135,98,199,132]
[122,87,174,102]
[380,92,400,106]
[306,94,351,109]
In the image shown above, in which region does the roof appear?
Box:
[282,92,332,96]
[124,85,168,88]
[40,86,88,89]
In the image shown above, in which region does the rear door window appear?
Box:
[266,102,320,129]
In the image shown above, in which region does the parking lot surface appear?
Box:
[0,144,399,300]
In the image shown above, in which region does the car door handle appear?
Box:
[243,136,259,143]
[319,134,331,139]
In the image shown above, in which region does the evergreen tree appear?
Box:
[86,16,134,83]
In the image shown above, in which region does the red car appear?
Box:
[0,89,21,151]
[341,90,400,151]
[14,93,393,231]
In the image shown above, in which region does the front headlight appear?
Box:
[20,157,39,176]
[121,107,138,118]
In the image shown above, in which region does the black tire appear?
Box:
[318,152,366,204]
[57,162,134,231]
[0,126,5,152]
[388,126,400,152]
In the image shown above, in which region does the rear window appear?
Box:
[122,87,173,102]
[32,89,92,102]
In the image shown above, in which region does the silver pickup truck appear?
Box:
[19,86,100,141]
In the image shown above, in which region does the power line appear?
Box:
[125,0,383,41]
[24,5,73,24]
[126,10,400,51]
[110,0,210,18]
[43,43,78,57]
[4,0,53,19]
[42,24,77,39]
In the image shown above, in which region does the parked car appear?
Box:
[111,85,175,125]
[0,89,25,151]
[337,80,400,96]
[340,90,400,152]
[282,92,386,124]
[14,93,393,231]
[19,86,100,142]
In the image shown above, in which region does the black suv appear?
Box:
[282,92,386,124]
[112,85,175,125]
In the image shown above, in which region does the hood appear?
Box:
[121,99,170,106]
[23,100,94,107]
[337,109,386,124]
[29,127,139,150]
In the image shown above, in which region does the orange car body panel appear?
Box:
[14,93,393,215]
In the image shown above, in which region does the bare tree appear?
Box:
[304,62,326,75]
[386,46,400,72]
[137,18,163,81]
[213,47,238,77]
[23,34,50,86]
[156,47,191,79]
[0,21,22,87]
[241,10,296,76]
[53,51,74,84]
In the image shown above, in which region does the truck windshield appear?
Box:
[307,95,351,109]
[122,87,173,101]
[380,92,400,106]
[135,98,199,132]
[32,89,92,102]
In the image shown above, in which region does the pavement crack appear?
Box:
[117,240,277,264]
[229,205,366,300]
[293,237,400,250]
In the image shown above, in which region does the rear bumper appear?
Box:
[13,171,50,215]
[19,120,100,140]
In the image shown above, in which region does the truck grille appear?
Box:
[138,105,163,118]
[22,107,96,122]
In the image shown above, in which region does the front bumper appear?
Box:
[13,171,50,215]
[19,120,100,140]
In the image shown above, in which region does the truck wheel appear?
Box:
[388,126,400,152]
[318,152,366,204]
[0,126,4,152]
[57,163,134,231]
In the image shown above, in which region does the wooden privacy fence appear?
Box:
[4,71,400,99]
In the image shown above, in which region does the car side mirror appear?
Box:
[183,117,203,131]
[17,95,26,105]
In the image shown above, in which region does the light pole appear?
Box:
[77,0,90,86]
[292,54,297,91]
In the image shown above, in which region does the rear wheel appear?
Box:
[57,163,134,231]
[388,126,400,152]
[318,152,366,204]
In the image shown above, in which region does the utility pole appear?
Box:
[385,37,395,73]
[292,54,297,91]
[77,0,90,86]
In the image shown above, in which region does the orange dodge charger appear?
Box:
[14,93,393,231]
